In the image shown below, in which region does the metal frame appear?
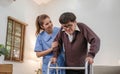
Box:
[47,61,93,74]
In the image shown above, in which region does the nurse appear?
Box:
[34,14,65,74]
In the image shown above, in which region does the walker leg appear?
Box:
[85,62,88,74]
[90,64,93,74]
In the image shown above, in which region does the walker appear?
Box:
[47,60,93,74]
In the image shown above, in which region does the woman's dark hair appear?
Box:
[35,14,50,36]
[59,12,76,24]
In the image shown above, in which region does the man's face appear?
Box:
[62,21,76,35]
[42,17,53,34]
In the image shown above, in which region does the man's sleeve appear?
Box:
[53,28,63,58]
[82,23,100,58]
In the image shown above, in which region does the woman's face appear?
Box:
[42,17,53,34]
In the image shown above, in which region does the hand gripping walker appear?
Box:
[47,60,93,74]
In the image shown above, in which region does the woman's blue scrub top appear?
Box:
[34,27,65,74]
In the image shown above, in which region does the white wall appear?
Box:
[0,0,120,74]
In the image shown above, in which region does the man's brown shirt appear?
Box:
[53,23,100,67]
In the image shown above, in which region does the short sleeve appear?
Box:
[34,36,43,52]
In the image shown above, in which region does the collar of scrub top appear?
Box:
[40,30,52,42]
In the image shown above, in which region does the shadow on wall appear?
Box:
[94,66,120,74]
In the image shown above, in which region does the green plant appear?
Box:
[0,44,8,56]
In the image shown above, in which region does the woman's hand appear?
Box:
[51,41,58,48]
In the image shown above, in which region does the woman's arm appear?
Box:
[36,41,58,57]
[36,48,53,57]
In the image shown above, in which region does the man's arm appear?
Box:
[82,23,100,64]
[51,28,63,64]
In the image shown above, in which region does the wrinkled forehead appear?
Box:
[62,22,75,26]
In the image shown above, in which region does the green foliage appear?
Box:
[0,44,8,56]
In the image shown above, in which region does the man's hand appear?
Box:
[51,41,58,48]
[86,57,94,64]
[51,57,57,64]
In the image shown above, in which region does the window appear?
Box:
[5,16,27,62]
